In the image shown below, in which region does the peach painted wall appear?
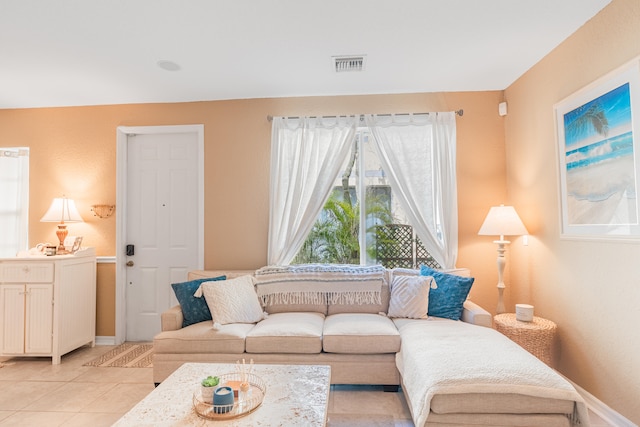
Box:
[505,0,640,423]
[0,91,506,338]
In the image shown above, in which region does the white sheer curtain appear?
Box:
[0,148,30,257]
[268,116,357,265]
[365,113,458,269]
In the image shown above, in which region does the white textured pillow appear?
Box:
[198,275,265,327]
[387,275,434,319]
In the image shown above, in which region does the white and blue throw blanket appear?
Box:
[254,264,385,306]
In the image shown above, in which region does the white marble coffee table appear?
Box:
[114,362,331,426]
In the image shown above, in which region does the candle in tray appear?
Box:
[213,386,234,413]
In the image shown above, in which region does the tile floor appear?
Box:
[0,344,613,426]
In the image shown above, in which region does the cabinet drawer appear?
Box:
[0,263,54,283]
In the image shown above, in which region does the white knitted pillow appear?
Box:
[197,275,266,328]
[387,275,434,319]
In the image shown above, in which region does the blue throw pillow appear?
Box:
[420,266,474,321]
[171,276,226,327]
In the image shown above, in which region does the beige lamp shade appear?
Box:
[40,197,84,223]
[478,205,528,240]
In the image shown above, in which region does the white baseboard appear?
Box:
[95,336,116,346]
[567,378,636,427]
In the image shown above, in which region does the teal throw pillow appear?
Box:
[420,266,474,321]
[171,276,226,327]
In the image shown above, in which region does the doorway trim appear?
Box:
[115,124,205,344]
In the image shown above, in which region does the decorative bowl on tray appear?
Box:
[193,372,266,420]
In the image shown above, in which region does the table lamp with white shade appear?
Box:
[40,196,84,254]
[478,204,528,314]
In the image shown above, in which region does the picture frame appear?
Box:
[71,236,83,253]
[555,60,640,240]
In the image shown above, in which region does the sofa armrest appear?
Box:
[461,300,492,328]
[161,305,184,331]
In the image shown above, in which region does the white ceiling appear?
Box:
[1,0,612,109]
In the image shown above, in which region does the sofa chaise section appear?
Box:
[395,318,589,427]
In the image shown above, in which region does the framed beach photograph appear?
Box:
[555,60,640,239]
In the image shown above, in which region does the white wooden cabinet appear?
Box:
[0,248,96,364]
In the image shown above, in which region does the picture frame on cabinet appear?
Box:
[554,60,640,240]
[71,237,83,253]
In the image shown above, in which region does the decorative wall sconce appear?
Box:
[91,204,115,219]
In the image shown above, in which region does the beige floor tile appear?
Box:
[587,410,616,427]
[23,382,117,412]
[329,385,412,419]
[0,381,67,411]
[61,345,117,365]
[328,413,398,426]
[0,410,74,427]
[0,359,88,383]
[73,366,153,384]
[81,383,155,413]
[62,411,127,427]
[0,411,14,422]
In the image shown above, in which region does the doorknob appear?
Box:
[126,261,134,267]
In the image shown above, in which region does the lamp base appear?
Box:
[496,285,506,314]
[55,224,69,255]
[495,241,509,315]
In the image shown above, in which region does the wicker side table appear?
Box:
[494,313,557,367]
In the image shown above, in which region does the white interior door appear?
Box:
[122,128,203,341]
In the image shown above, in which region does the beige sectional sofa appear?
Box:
[153,267,488,386]
[153,266,590,427]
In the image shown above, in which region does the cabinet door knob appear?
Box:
[126,261,134,267]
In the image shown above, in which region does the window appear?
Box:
[268,113,458,269]
[0,148,30,257]
[293,130,440,268]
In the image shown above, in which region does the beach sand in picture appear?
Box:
[566,155,637,225]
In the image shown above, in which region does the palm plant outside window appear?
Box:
[293,131,440,269]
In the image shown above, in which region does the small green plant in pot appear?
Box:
[201,376,220,403]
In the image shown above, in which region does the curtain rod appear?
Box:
[266,110,463,122]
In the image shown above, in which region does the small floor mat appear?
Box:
[83,343,154,368]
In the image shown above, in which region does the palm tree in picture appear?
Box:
[567,102,609,139]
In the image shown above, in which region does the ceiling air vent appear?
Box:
[333,55,366,72]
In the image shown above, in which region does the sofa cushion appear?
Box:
[430,392,574,414]
[392,317,449,331]
[198,275,266,326]
[263,301,328,315]
[424,412,573,427]
[323,313,401,354]
[246,312,324,354]
[171,275,226,327]
[420,265,474,321]
[387,275,434,319]
[154,321,253,354]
